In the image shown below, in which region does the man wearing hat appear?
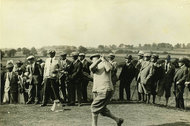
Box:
[173,57,189,109]
[108,53,118,99]
[58,52,72,102]
[79,53,92,103]
[119,54,136,101]
[137,53,152,103]
[157,58,175,106]
[25,55,42,104]
[148,54,160,104]
[90,54,124,126]
[13,60,25,73]
[135,51,144,101]
[41,50,63,106]
[3,61,19,103]
[67,52,83,106]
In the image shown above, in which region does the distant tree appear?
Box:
[182,43,186,49]
[65,47,73,56]
[41,50,47,57]
[78,46,88,53]
[98,45,104,50]
[174,43,181,48]
[119,43,125,48]
[17,48,22,52]
[143,44,151,49]
[6,49,17,57]
[0,50,5,59]
[31,47,37,55]
[187,43,190,48]
[22,47,31,56]
[109,44,117,49]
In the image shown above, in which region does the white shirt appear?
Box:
[92,61,113,92]
[44,57,59,78]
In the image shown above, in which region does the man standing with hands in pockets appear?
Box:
[90,54,124,126]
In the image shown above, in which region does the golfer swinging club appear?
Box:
[90,53,124,126]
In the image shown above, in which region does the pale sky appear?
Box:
[1,0,190,49]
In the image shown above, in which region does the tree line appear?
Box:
[1,42,190,58]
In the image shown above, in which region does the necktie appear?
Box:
[50,58,52,63]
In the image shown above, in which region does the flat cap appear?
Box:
[6,62,14,68]
[48,50,56,54]
[151,54,159,59]
[144,53,151,57]
[179,57,189,65]
[27,55,35,60]
[71,52,79,57]
[16,60,23,65]
[36,59,43,63]
[108,53,115,58]
[125,54,133,60]
[79,53,85,56]
[90,53,100,60]
[138,51,144,56]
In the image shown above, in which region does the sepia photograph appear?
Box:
[0,0,190,126]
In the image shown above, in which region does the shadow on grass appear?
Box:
[149,121,190,126]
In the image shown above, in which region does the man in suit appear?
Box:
[173,57,189,109]
[119,55,136,101]
[157,56,175,106]
[108,53,118,92]
[135,51,144,101]
[58,52,72,102]
[149,54,159,104]
[41,50,63,107]
[67,52,83,106]
[26,56,42,104]
[138,53,153,103]
[3,61,19,104]
[79,53,91,103]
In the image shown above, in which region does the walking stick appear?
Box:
[185,82,190,110]
[131,83,137,100]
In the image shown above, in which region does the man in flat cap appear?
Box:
[90,54,124,126]
[3,61,19,104]
[25,55,42,104]
[67,52,83,106]
[173,57,189,109]
[135,51,144,101]
[79,53,92,103]
[119,54,136,101]
[41,50,63,107]
[137,53,152,103]
[58,52,72,102]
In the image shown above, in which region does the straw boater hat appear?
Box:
[90,53,100,60]
[79,53,85,56]
[27,55,35,60]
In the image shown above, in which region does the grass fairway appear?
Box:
[0,102,190,126]
[0,80,190,126]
